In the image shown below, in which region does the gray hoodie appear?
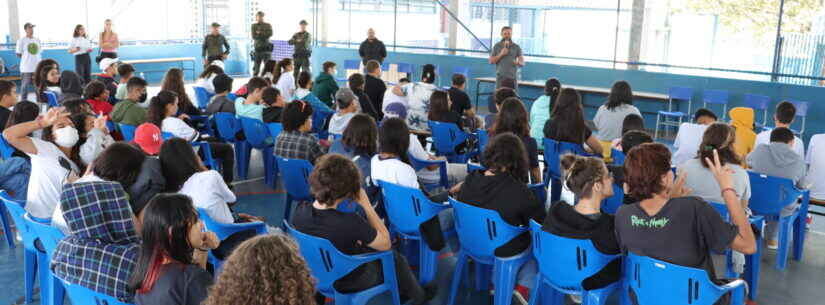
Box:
[747,142,808,187]
[327,112,355,135]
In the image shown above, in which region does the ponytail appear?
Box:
[274,58,293,84]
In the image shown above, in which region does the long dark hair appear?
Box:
[83,80,106,100]
[128,193,200,294]
[160,68,196,114]
[342,114,378,156]
[492,97,530,137]
[273,58,292,84]
[73,24,86,38]
[198,65,224,80]
[33,59,59,89]
[421,64,436,84]
[427,90,450,121]
[159,138,205,191]
[544,78,561,98]
[605,80,633,111]
[36,65,59,103]
[262,59,278,79]
[550,88,587,144]
[482,132,530,183]
[91,143,146,191]
[697,123,740,168]
[146,90,179,128]
[378,118,411,164]
[6,101,39,128]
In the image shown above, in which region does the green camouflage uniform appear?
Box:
[289,31,312,79]
[251,22,273,76]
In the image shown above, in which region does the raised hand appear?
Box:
[704,149,735,190]
[42,108,69,127]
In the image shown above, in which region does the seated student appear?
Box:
[129,193,219,305]
[492,97,542,183]
[114,63,135,100]
[593,81,641,153]
[529,78,561,143]
[4,108,83,220]
[806,134,825,201]
[328,88,359,136]
[349,73,380,121]
[195,64,224,94]
[755,101,805,158]
[488,77,517,114]
[234,77,268,121]
[486,87,518,130]
[729,107,757,161]
[5,101,42,145]
[261,87,285,123]
[330,114,378,191]
[391,64,437,131]
[111,77,149,126]
[162,68,202,117]
[672,108,717,166]
[274,59,296,101]
[610,114,644,152]
[0,81,29,200]
[543,88,603,155]
[51,142,145,233]
[747,127,808,249]
[543,154,620,290]
[448,74,480,129]
[291,154,436,305]
[312,61,340,107]
[70,112,115,166]
[296,71,334,114]
[83,80,114,115]
[364,60,386,118]
[96,58,120,104]
[0,80,17,131]
[428,90,463,130]
[382,78,410,114]
[205,73,235,114]
[614,130,653,206]
[129,123,167,216]
[52,180,141,302]
[58,70,84,103]
[36,62,61,104]
[274,100,326,164]
[616,143,756,282]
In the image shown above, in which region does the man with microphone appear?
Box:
[489,26,524,92]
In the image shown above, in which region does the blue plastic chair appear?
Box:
[266,122,283,140]
[709,202,765,300]
[476,129,489,156]
[312,110,334,140]
[743,94,770,128]
[407,153,449,191]
[528,183,547,206]
[543,138,593,203]
[284,221,402,305]
[0,134,15,159]
[788,100,809,136]
[197,208,267,273]
[213,113,250,178]
[239,117,277,186]
[275,158,314,224]
[747,171,809,270]
[336,59,362,83]
[62,280,132,305]
[429,120,473,163]
[193,87,214,110]
[118,123,137,142]
[397,62,414,79]
[1,191,39,304]
[528,221,620,305]
[378,180,451,285]
[654,87,693,140]
[610,148,625,165]
[44,91,59,108]
[189,114,215,137]
[601,183,624,215]
[25,215,66,305]
[447,197,533,305]
[702,90,729,120]
[623,253,746,305]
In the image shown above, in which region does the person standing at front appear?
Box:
[202,22,230,67]
[358,28,387,65]
[251,11,273,77]
[489,26,524,92]
[69,25,94,84]
[289,20,312,81]
[98,19,120,60]
[15,23,42,101]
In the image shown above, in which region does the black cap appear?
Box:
[23,23,35,30]
[299,20,308,25]
[211,22,220,27]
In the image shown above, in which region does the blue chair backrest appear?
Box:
[747,172,802,216]
[44,91,59,107]
[528,183,547,205]
[543,138,589,179]
[703,90,728,105]
[668,87,693,101]
[227,93,237,101]
[601,183,624,214]
[709,202,730,221]
[429,121,469,155]
[790,101,809,117]
[611,148,625,165]
[343,59,361,70]
[743,94,770,110]
[0,134,16,159]
[311,110,334,135]
[25,215,65,256]
[477,129,489,154]
[624,253,738,305]
[276,157,314,201]
[213,112,241,142]
[161,132,174,140]
[397,63,413,74]
[197,208,266,241]
[449,197,528,264]
[529,221,618,293]
[62,280,132,305]
[266,123,283,142]
[239,117,272,148]
[193,87,213,109]
[0,191,35,249]
[118,124,137,142]
[379,180,449,237]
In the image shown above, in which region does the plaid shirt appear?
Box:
[51,181,140,302]
[274,130,326,164]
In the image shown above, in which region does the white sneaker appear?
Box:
[569,294,583,304]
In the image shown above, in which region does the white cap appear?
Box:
[99,57,120,71]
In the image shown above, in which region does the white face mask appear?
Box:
[54,126,80,148]
[331,69,338,76]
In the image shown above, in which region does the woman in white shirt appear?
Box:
[70,112,115,166]
[274,58,296,101]
[68,24,93,83]
[195,65,224,94]
[593,81,641,157]
[3,108,82,220]
[391,64,438,131]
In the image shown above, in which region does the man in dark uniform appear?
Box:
[251,11,273,76]
[289,20,312,81]
[358,28,387,65]
[202,22,230,66]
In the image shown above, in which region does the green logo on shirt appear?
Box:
[27,43,39,55]
[631,215,670,228]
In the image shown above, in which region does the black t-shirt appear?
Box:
[353,89,380,122]
[134,263,213,305]
[0,106,10,132]
[448,87,471,115]
[263,106,283,123]
[614,197,738,279]
[291,202,377,255]
[543,119,592,145]
[431,111,463,130]
[364,75,386,118]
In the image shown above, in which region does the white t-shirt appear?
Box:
[755,129,805,160]
[162,117,198,141]
[400,82,437,131]
[382,87,408,113]
[276,73,296,101]
[407,134,439,182]
[69,37,93,56]
[672,123,709,167]
[26,138,79,219]
[16,36,42,73]
[370,154,420,189]
[195,74,217,94]
[179,171,236,224]
[51,174,104,234]
[806,134,825,200]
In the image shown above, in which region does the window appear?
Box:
[776,0,825,86]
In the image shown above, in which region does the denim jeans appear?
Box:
[19,73,35,101]
[0,157,30,201]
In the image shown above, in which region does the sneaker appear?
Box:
[513,285,529,305]
[766,239,778,250]
[569,294,583,304]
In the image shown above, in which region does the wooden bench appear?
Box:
[121,57,197,81]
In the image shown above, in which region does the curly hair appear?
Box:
[482,132,530,184]
[624,143,672,201]
[309,154,361,206]
[560,154,608,199]
[203,234,317,305]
